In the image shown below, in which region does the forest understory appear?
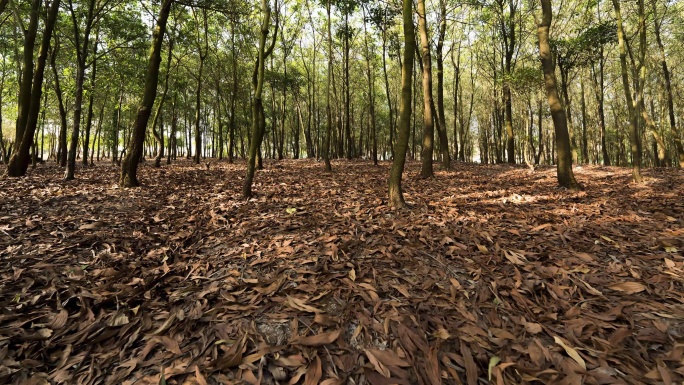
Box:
[1,160,683,385]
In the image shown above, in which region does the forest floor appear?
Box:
[1,159,683,385]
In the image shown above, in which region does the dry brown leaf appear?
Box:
[303,356,322,385]
[608,282,646,294]
[365,348,411,368]
[553,336,586,370]
[290,329,341,346]
[365,349,391,378]
[524,323,543,335]
[287,296,322,313]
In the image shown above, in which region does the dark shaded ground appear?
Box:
[1,159,682,385]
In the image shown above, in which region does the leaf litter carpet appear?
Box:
[1,160,683,385]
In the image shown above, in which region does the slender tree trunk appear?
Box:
[435,0,450,169]
[82,30,99,166]
[50,44,69,167]
[381,33,394,159]
[193,10,208,164]
[538,0,581,190]
[362,6,378,165]
[13,0,40,156]
[591,57,610,166]
[120,0,173,187]
[580,74,589,163]
[65,0,97,180]
[243,0,278,197]
[452,45,460,160]
[535,95,543,164]
[7,0,60,177]
[388,0,415,208]
[612,0,642,182]
[323,0,333,171]
[229,22,237,163]
[653,2,683,167]
[417,0,434,178]
[152,38,174,167]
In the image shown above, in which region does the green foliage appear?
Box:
[552,21,617,70]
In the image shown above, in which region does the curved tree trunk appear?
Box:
[537,0,581,190]
[243,0,278,197]
[119,0,173,187]
[388,0,415,208]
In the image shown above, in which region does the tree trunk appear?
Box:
[653,1,683,167]
[152,38,174,167]
[612,0,642,182]
[417,0,434,178]
[388,0,415,208]
[13,0,40,157]
[591,57,610,166]
[382,33,394,159]
[362,6,378,165]
[7,0,59,177]
[243,0,278,197]
[323,0,333,171]
[49,43,69,167]
[580,74,589,163]
[538,0,581,190]
[65,0,97,180]
[435,0,450,169]
[120,0,173,187]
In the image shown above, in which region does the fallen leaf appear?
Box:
[291,330,341,346]
[554,336,586,370]
[608,282,646,294]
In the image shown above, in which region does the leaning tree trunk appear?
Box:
[417,0,434,178]
[388,0,415,208]
[243,0,278,197]
[7,0,59,177]
[612,0,642,182]
[13,0,40,157]
[435,0,450,169]
[538,0,581,190]
[120,0,173,187]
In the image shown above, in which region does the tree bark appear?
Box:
[417,0,434,178]
[612,0,642,182]
[7,0,60,177]
[323,0,333,171]
[243,0,278,197]
[537,0,581,190]
[65,0,97,180]
[362,6,378,165]
[388,0,415,208]
[193,9,208,164]
[13,0,40,157]
[119,0,173,187]
[152,37,174,167]
[435,0,450,169]
[653,1,683,167]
